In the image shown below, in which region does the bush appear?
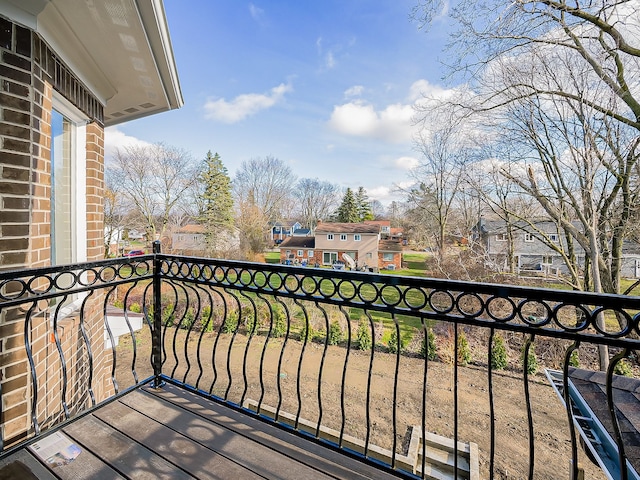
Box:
[129,302,142,313]
[163,303,175,327]
[271,307,287,338]
[420,328,437,360]
[201,305,213,332]
[222,312,238,334]
[356,319,372,351]
[614,358,632,377]
[388,327,406,354]
[299,320,315,342]
[569,350,579,368]
[328,320,343,346]
[112,299,124,309]
[521,343,538,374]
[182,308,196,330]
[490,333,508,370]
[457,330,472,365]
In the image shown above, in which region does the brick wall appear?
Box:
[0,17,109,447]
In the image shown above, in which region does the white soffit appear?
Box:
[1,0,183,126]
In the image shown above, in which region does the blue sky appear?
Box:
[105,1,456,204]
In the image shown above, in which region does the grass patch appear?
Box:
[264,251,281,264]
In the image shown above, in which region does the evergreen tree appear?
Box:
[355,186,374,221]
[336,188,360,223]
[198,151,234,250]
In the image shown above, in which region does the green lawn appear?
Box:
[264,251,281,264]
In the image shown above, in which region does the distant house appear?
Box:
[475,219,640,278]
[172,224,240,256]
[278,237,316,265]
[378,240,403,270]
[314,222,380,268]
[270,221,302,243]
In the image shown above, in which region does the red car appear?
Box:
[124,249,145,257]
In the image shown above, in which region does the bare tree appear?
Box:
[234,156,297,255]
[111,144,198,243]
[293,178,340,230]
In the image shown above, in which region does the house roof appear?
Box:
[364,220,391,227]
[378,240,402,252]
[4,0,183,126]
[315,223,380,234]
[177,224,205,234]
[279,237,315,249]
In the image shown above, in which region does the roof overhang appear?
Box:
[1,0,183,126]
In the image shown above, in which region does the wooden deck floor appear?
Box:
[0,383,401,480]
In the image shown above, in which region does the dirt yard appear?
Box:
[115,328,606,480]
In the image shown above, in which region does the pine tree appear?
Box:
[198,151,234,251]
[336,188,360,223]
[355,186,374,221]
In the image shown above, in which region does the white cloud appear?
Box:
[204,82,292,123]
[328,100,414,143]
[324,51,336,69]
[394,156,419,170]
[104,127,152,161]
[344,85,364,98]
[328,79,463,143]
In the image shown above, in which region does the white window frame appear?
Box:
[307,250,314,257]
[297,250,303,257]
[524,233,534,242]
[542,255,553,265]
[382,252,394,261]
[323,251,338,265]
[50,93,89,320]
[327,234,334,240]
[340,234,347,241]
[354,234,361,241]
[549,233,559,242]
[496,233,507,242]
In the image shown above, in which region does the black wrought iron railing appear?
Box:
[1,242,639,479]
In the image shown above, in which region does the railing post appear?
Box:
[152,240,163,388]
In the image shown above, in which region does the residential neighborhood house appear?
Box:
[475,218,640,278]
[171,223,240,256]
[279,222,403,270]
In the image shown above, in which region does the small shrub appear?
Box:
[182,309,196,330]
[112,299,124,309]
[388,328,406,354]
[271,307,287,338]
[222,312,238,334]
[243,310,257,334]
[356,319,372,351]
[569,350,579,368]
[129,302,142,313]
[457,330,472,366]
[614,358,632,377]
[490,334,508,370]
[163,303,175,327]
[201,305,214,332]
[521,343,538,374]
[300,320,316,343]
[420,328,437,360]
[328,320,343,346]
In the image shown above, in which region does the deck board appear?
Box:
[0,383,405,479]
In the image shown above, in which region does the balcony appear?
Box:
[0,243,639,479]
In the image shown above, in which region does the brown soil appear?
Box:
[115,328,606,480]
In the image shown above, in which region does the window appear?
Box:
[307,250,314,257]
[524,233,534,242]
[382,253,394,261]
[323,252,338,264]
[297,250,303,257]
[549,234,559,242]
[354,234,361,241]
[340,234,347,241]
[542,256,553,265]
[366,252,373,259]
[51,95,87,266]
[327,234,334,240]
[286,250,291,256]
[496,233,507,242]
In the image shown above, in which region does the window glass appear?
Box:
[354,234,361,241]
[51,109,74,265]
[383,253,394,261]
[327,234,334,240]
[340,234,347,241]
